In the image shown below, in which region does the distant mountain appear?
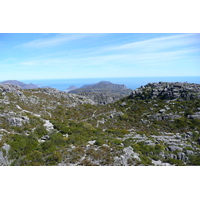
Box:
[0,80,39,89]
[69,81,132,95]
[64,85,78,92]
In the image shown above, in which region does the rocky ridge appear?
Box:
[130,81,200,100]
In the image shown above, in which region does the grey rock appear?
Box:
[0,151,8,166]
[185,150,194,156]
[152,160,173,166]
[41,135,50,140]
[121,102,127,107]
[129,82,200,100]
[110,114,114,118]
[168,146,183,152]
[167,153,177,159]
[197,137,200,145]
[0,144,11,166]
[114,146,141,166]
[7,116,29,127]
[159,109,166,113]
[43,120,54,131]
[88,140,96,145]
[0,84,22,93]
[74,92,127,105]
[177,152,187,162]
[2,143,10,153]
[188,115,200,119]
[186,132,193,137]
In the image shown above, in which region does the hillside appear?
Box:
[0,82,200,166]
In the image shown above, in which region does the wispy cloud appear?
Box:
[15,33,101,48]
[104,33,200,52]
[6,47,199,69]
[1,33,199,79]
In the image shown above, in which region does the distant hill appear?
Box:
[64,85,78,92]
[69,81,132,95]
[0,80,39,89]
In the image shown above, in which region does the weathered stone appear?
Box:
[168,146,183,152]
[177,152,187,162]
[114,146,141,166]
[43,120,54,131]
[41,135,50,140]
[168,153,177,159]
[159,109,166,113]
[129,82,200,100]
[121,102,127,106]
[188,115,200,119]
[2,143,10,153]
[88,140,96,145]
[152,160,173,166]
[197,137,200,145]
[7,117,29,127]
[185,150,194,156]
[186,132,193,137]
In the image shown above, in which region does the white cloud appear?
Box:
[104,33,200,53]
[15,33,97,48]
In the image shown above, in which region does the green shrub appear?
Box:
[8,134,39,159]
[50,132,66,147]
[139,155,152,165]
[95,138,104,146]
[45,151,62,165]
[188,155,200,165]
[120,114,129,121]
[34,126,48,137]
[164,158,185,166]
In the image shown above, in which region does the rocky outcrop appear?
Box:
[129,82,200,100]
[147,113,181,121]
[77,92,126,105]
[40,87,95,106]
[0,143,11,166]
[7,116,29,127]
[0,84,22,93]
[114,146,141,166]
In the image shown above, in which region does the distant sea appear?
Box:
[19,77,200,91]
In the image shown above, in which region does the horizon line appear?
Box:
[0,75,199,81]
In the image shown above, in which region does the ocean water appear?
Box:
[21,77,200,91]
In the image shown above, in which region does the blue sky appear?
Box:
[0,33,199,80]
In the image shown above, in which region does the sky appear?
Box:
[0,33,200,80]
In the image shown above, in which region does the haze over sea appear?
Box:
[21,76,200,91]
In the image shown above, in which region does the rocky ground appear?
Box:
[0,82,200,166]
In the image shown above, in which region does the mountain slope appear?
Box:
[0,82,200,166]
